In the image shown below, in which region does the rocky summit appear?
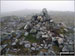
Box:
[0,8,74,55]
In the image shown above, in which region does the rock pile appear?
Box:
[1,8,74,55]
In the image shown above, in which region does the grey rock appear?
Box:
[62,45,69,52]
[11,42,16,46]
[31,47,36,50]
[24,43,31,48]
[24,32,29,36]
[1,44,8,49]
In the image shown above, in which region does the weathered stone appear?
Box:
[31,47,36,51]
[24,43,31,48]
[24,32,29,36]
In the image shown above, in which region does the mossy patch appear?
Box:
[25,34,39,43]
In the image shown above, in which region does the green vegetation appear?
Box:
[25,34,39,43]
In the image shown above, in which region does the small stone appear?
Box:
[42,34,48,38]
[39,46,42,49]
[24,43,31,48]
[1,44,8,48]
[24,32,29,36]
[59,34,64,38]
[11,42,16,46]
[50,19,53,23]
[31,47,36,50]
[32,43,37,47]
[36,47,40,51]
[62,45,69,52]
[40,44,44,47]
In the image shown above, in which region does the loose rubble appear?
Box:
[0,8,74,55]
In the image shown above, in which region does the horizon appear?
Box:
[1,9,74,14]
[1,1,74,13]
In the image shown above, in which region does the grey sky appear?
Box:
[1,1,74,13]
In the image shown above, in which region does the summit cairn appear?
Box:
[1,8,74,55]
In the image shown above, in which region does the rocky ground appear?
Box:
[0,9,74,56]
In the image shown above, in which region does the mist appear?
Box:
[1,1,74,13]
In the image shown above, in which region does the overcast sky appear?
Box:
[1,1,74,13]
